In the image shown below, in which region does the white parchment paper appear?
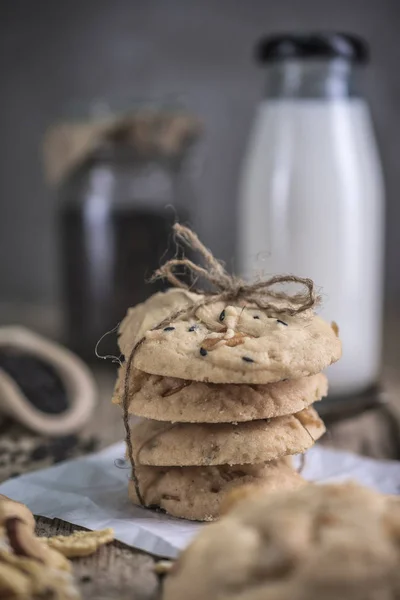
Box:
[0,442,399,558]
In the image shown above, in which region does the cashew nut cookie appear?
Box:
[129,458,305,521]
[163,483,400,600]
[114,364,328,423]
[124,296,341,384]
[130,407,325,467]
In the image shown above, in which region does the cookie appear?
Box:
[118,288,201,359]
[128,458,304,521]
[129,301,341,384]
[113,366,327,423]
[130,407,325,466]
[219,481,271,516]
[164,483,400,600]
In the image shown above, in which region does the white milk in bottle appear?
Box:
[238,34,385,397]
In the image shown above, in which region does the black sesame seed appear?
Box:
[242,356,254,363]
[188,325,197,332]
[277,319,288,326]
[163,326,175,331]
[253,315,260,319]
[219,310,226,322]
[200,347,208,356]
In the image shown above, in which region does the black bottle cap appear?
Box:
[256,33,369,64]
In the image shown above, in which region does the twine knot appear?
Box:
[151,224,320,316]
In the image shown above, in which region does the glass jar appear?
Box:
[238,33,385,397]
[55,110,199,361]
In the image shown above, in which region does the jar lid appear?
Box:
[256,33,369,64]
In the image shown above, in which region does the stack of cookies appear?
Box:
[113,288,341,521]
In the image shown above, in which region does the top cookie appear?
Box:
[164,483,400,600]
[122,295,341,384]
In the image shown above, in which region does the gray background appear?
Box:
[0,0,399,306]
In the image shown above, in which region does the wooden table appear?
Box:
[35,518,160,600]
[28,316,400,598]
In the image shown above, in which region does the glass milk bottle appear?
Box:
[238,34,385,397]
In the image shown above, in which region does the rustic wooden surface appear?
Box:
[29,316,400,598]
[35,518,160,600]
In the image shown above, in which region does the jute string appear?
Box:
[122,224,320,506]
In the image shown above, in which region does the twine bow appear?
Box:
[151,224,319,315]
[123,224,320,507]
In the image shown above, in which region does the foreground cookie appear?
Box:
[114,366,327,423]
[163,483,400,600]
[130,301,341,384]
[131,407,325,466]
[129,459,304,521]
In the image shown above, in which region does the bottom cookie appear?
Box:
[128,459,305,521]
